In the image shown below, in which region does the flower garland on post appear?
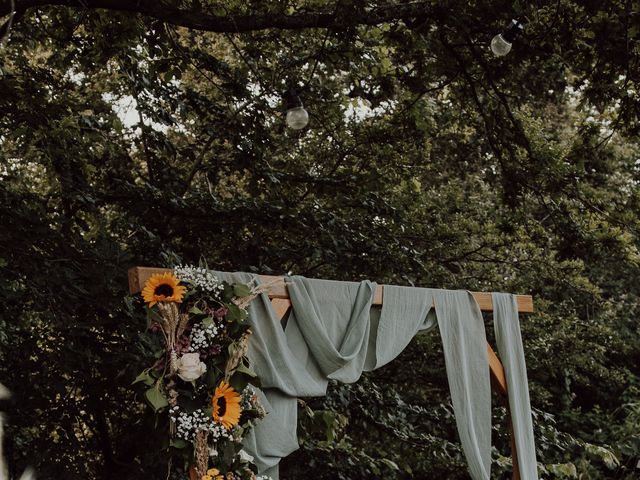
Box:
[133,266,271,480]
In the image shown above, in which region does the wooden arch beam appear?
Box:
[128,266,534,313]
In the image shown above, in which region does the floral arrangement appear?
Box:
[133,266,271,480]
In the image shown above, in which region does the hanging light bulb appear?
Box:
[490,19,523,57]
[284,88,309,130]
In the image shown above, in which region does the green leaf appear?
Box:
[229,374,249,392]
[226,304,244,322]
[132,368,154,386]
[233,283,251,297]
[379,57,393,73]
[153,347,165,359]
[380,458,400,470]
[235,362,257,378]
[178,396,200,414]
[222,441,238,464]
[145,386,169,412]
[317,410,348,443]
[546,463,578,478]
[205,368,220,388]
[585,444,620,469]
[146,307,163,328]
[170,438,188,449]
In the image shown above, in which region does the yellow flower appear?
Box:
[211,381,242,430]
[141,272,186,307]
[202,468,223,480]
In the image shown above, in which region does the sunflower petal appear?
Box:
[211,381,242,429]
[141,272,186,306]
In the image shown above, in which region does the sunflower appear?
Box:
[141,272,186,307]
[211,381,242,430]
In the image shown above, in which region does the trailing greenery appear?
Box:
[0,1,639,478]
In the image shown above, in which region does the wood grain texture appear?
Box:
[488,343,508,396]
[270,298,292,322]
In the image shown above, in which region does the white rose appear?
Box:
[176,352,207,382]
[238,449,254,463]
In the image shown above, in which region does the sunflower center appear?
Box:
[217,397,227,417]
[154,284,174,297]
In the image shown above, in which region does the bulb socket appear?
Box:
[502,19,524,44]
[284,88,303,110]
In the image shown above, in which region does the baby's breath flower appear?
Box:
[241,385,266,418]
[188,322,221,353]
[174,265,225,295]
[170,407,232,442]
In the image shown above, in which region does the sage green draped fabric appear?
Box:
[214,272,537,480]
[492,293,539,479]
[431,289,492,479]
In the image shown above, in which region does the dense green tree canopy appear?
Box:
[0,1,639,478]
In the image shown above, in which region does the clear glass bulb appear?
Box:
[286,106,309,130]
[490,34,512,56]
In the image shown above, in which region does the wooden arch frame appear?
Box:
[129,266,534,480]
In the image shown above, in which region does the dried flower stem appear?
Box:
[233,278,280,310]
[194,430,209,477]
[166,377,178,436]
[155,303,184,439]
[224,329,252,381]
[157,304,179,344]
[177,312,190,339]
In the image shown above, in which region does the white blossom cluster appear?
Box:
[174,265,225,294]
[170,406,231,442]
[188,322,221,352]
[240,385,256,408]
[256,476,273,480]
[240,385,265,418]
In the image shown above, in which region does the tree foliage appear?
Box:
[0,1,639,478]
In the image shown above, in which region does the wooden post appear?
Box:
[129,266,532,479]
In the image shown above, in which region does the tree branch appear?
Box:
[180,136,215,196]
[0,0,436,33]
